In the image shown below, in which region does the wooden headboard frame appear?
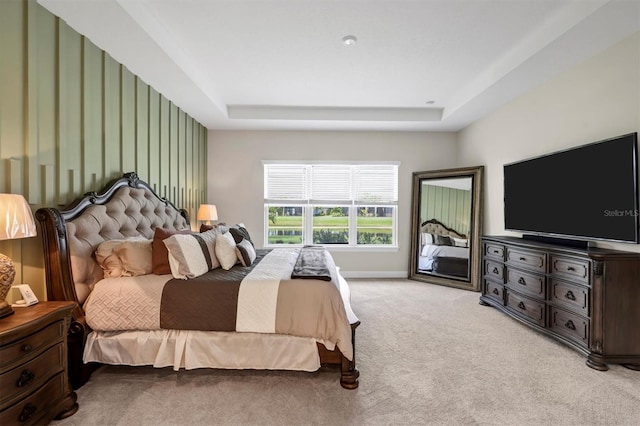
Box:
[420,218,467,239]
[35,172,189,321]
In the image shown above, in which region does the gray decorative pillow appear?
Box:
[235,238,256,267]
[229,225,253,247]
[434,235,454,246]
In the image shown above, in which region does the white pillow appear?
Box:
[215,231,238,270]
[163,229,220,279]
[421,232,434,245]
[452,237,469,248]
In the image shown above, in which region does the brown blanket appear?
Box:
[160,249,271,331]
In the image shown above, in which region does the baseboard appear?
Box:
[340,270,408,279]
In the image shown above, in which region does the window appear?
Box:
[264,162,398,248]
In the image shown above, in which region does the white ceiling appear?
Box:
[38,0,640,132]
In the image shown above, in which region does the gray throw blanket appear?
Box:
[291,245,332,281]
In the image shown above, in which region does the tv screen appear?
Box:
[504,133,639,244]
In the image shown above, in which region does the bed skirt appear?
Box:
[84,329,322,371]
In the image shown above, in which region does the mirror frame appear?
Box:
[408,166,484,291]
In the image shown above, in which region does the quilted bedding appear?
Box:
[84,247,354,360]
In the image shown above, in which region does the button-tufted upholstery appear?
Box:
[66,186,189,303]
[420,222,465,238]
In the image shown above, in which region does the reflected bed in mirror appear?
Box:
[409,166,484,291]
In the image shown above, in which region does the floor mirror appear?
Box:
[409,166,484,291]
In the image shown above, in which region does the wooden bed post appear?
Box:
[340,321,360,389]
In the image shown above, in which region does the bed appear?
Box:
[417,218,470,278]
[35,172,359,390]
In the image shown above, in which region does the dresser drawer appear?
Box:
[484,280,504,304]
[0,321,64,370]
[484,243,504,260]
[0,344,64,409]
[506,267,545,299]
[505,289,545,326]
[506,248,546,272]
[550,279,589,317]
[484,260,504,282]
[550,306,589,349]
[0,372,66,426]
[550,256,590,284]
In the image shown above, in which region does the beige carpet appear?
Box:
[53,280,639,425]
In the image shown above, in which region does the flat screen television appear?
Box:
[504,132,639,245]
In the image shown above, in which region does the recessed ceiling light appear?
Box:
[342,35,357,46]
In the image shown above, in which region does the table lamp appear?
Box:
[197,204,218,225]
[0,194,37,318]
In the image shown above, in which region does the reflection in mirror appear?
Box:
[409,166,483,291]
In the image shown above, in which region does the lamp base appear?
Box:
[0,300,14,318]
[1,252,17,319]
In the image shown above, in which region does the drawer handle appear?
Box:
[19,403,37,423]
[16,369,35,388]
[492,267,499,274]
[517,301,526,310]
[21,344,33,353]
[567,266,576,272]
[565,290,576,301]
[492,288,499,295]
[492,250,500,254]
[517,277,526,285]
[519,257,526,261]
[565,320,576,330]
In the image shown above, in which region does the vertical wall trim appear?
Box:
[0,0,208,300]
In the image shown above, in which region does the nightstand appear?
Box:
[0,301,78,425]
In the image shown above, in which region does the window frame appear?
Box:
[263,161,399,250]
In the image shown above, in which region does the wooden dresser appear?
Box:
[0,302,78,425]
[480,236,640,371]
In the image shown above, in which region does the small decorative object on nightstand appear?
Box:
[0,301,78,424]
[0,194,37,318]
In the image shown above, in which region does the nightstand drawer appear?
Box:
[506,248,546,272]
[0,321,64,369]
[0,344,64,409]
[506,267,545,299]
[0,372,65,426]
[550,306,589,348]
[550,256,590,284]
[550,279,589,317]
[505,289,545,326]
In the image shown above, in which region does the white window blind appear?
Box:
[264,163,398,203]
[354,165,398,203]
[264,164,308,201]
[311,165,352,202]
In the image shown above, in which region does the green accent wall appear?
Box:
[420,184,472,237]
[0,0,207,300]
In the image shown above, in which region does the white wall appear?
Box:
[458,31,640,253]
[207,130,458,276]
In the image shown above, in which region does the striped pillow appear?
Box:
[235,238,256,266]
[163,229,221,279]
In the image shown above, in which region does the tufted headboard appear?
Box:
[36,172,189,318]
[420,218,466,239]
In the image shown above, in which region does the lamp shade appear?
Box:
[197,204,218,222]
[0,194,36,241]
